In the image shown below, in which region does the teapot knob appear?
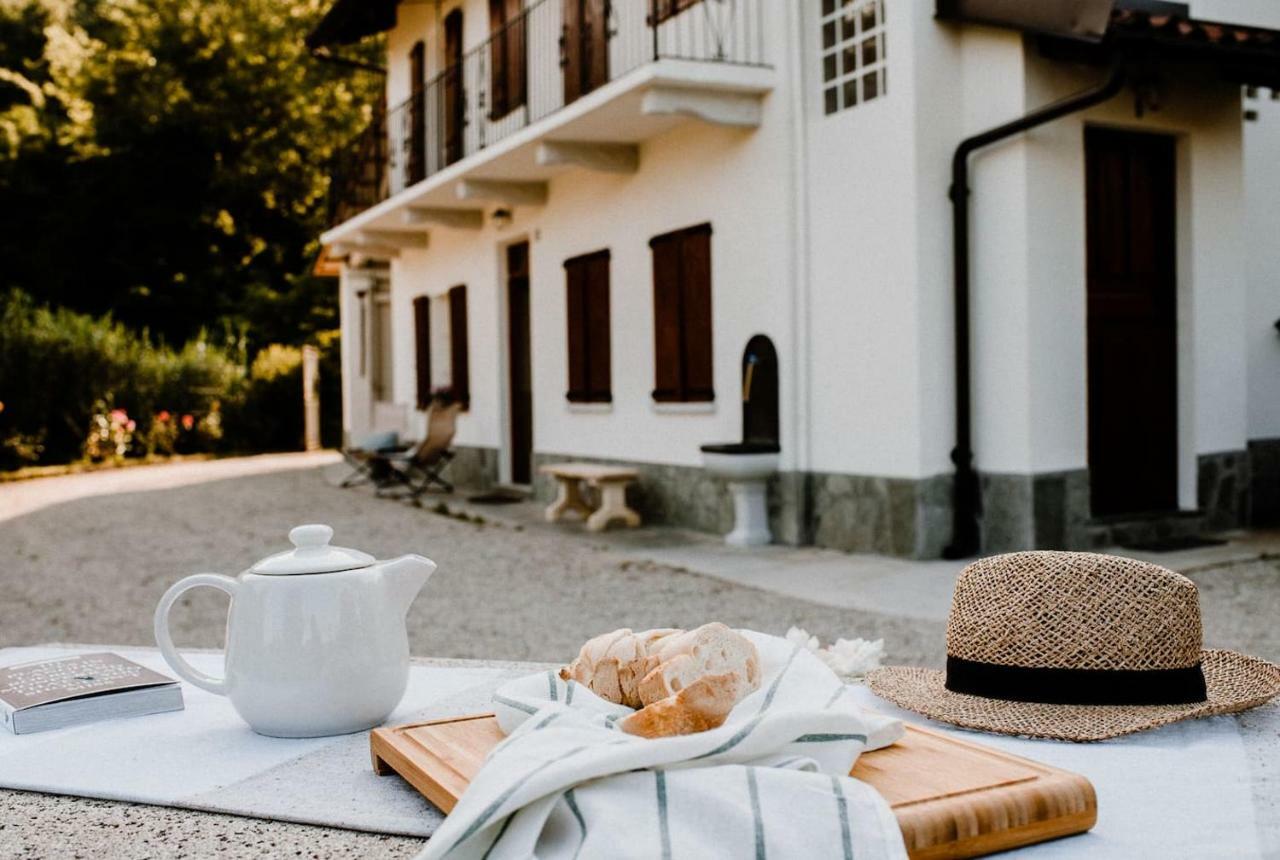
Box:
[289,524,334,551]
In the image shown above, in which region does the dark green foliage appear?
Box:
[0,0,380,350]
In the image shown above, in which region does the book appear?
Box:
[0,652,184,735]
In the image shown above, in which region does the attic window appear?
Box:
[821,0,887,115]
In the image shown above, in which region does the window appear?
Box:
[564,250,612,403]
[821,0,887,116]
[448,285,470,407]
[650,224,713,403]
[488,0,527,119]
[413,295,432,409]
[371,292,394,402]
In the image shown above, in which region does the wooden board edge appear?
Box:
[896,770,1097,859]
[371,727,462,814]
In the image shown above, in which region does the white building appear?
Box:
[311,0,1280,558]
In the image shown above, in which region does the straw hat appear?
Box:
[866,551,1280,742]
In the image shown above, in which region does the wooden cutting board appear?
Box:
[371,714,1096,859]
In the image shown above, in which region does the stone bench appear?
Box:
[539,462,642,532]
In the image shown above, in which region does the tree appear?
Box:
[0,0,381,348]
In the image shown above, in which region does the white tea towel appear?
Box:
[419,632,907,860]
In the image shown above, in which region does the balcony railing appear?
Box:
[329,0,766,225]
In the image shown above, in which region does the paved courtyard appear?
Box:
[1,453,1277,857]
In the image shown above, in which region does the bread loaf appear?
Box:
[619,673,741,739]
[636,622,761,707]
[560,623,761,737]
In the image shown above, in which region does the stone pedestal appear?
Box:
[725,479,772,546]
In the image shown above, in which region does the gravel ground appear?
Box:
[0,463,947,665]
[1,458,1277,858]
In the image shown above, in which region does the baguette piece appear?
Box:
[559,628,680,708]
[637,622,761,707]
[619,673,741,739]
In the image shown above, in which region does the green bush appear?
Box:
[0,290,343,469]
[0,290,244,468]
[220,345,305,453]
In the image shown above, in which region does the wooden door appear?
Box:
[562,0,609,104]
[1085,127,1178,516]
[408,41,426,184]
[507,242,533,484]
[443,9,465,167]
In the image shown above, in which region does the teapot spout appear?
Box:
[382,554,436,615]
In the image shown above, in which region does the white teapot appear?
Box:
[154,524,435,737]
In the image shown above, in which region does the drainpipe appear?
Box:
[943,64,1126,560]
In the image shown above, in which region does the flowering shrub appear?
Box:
[83,404,136,462]
[1,290,341,469]
[143,411,180,456]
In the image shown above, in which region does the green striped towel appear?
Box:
[418,631,907,859]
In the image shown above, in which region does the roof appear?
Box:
[939,1,1280,88]
[306,0,399,49]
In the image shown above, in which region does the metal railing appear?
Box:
[329,0,766,224]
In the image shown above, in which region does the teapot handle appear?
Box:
[154,573,239,695]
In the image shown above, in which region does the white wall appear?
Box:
[1244,88,1280,441]
[357,0,1264,496]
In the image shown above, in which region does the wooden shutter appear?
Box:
[585,253,611,401]
[650,224,713,402]
[506,0,527,114]
[413,296,432,410]
[562,0,583,104]
[582,0,609,94]
[650,233,683,402]
[489,0,508,118]
[565,250,611,403]
[679,226,713,401]
[409,41,426,184]
[565,257,589,400]
[449,285,470,407]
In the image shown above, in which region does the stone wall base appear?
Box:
[448,445,500,491]
[509,446,1266,559]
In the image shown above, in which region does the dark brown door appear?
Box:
[408,41,426,184]
[443,9,465,166]
[1085,127,1178,516]
[507,242,533,484]
[562,0,609,104]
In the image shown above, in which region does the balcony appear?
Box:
[323,0,772,253]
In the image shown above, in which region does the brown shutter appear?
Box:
[488,0,508,118]
[585,252,611,401]
[413,296,432,410]
[583,0,608,94]
[650,233,683,401]
[408,42,426,184]
[565,257,589,401]
[679,226,713,401]
[449,285,470,407]
[507,0,527,112]
[562,0,582,104]
[565,250,611,403]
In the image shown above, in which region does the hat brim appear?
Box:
[864,649,1280,742]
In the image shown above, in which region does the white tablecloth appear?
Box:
[848,685,1276,859]
[0,645,1275,858]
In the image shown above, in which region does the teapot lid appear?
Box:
[251,524,375,576]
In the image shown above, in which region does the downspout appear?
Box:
[943,63,1126,560]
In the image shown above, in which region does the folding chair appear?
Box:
[372,401,462,499]
[339,430,407,488]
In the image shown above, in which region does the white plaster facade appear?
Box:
[324,0,1280,556]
